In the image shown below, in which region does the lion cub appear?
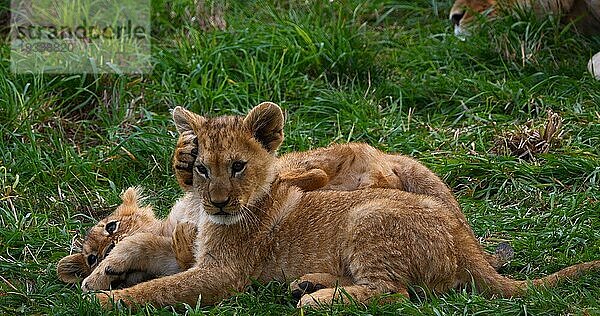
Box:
[84,103,599,309]
[57,187,197,287]
[174,126,512,270]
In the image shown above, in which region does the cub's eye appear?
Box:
[87,254,98,266]
[105,220,119,235]
[231,161,247,175]
[196,164,209,178]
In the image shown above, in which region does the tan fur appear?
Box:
[86,103,599,309]
[449,0,600,35]
[278,144,512,270]
[57,187,197,287]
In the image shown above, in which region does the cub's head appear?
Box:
[449,0,497,35]
[172,102,284,226]
[57,187,157,283]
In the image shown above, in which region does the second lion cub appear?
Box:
[58,187,198,287]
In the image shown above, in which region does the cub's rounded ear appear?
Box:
[173,106,206,134]
[115,186,142,216]
[243,102,284,153]
[57,253,91,283]
[121,187,142,207]
[115,186,155,217]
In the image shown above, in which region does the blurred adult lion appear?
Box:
[449,0,600,36]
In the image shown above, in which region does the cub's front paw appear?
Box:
[82,263,126,292]
[173,131,198,189]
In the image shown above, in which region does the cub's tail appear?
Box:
[470,258,600,297]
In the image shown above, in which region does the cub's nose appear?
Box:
[210,198,230,209]
[450,11,465,26]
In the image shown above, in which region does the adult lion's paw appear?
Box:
[290,273,352,302]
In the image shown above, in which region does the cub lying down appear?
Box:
[83,103,599,308]
[57,187,198,286]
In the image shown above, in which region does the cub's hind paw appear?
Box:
[279,168,329,191]
[173,222,198,270]
[297,288,337,308]
[94,290,132,309]
[290,273,353,300]
[290,280,326,300]
[94,291,111,307]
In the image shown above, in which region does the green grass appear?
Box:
[1,0,600,314]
